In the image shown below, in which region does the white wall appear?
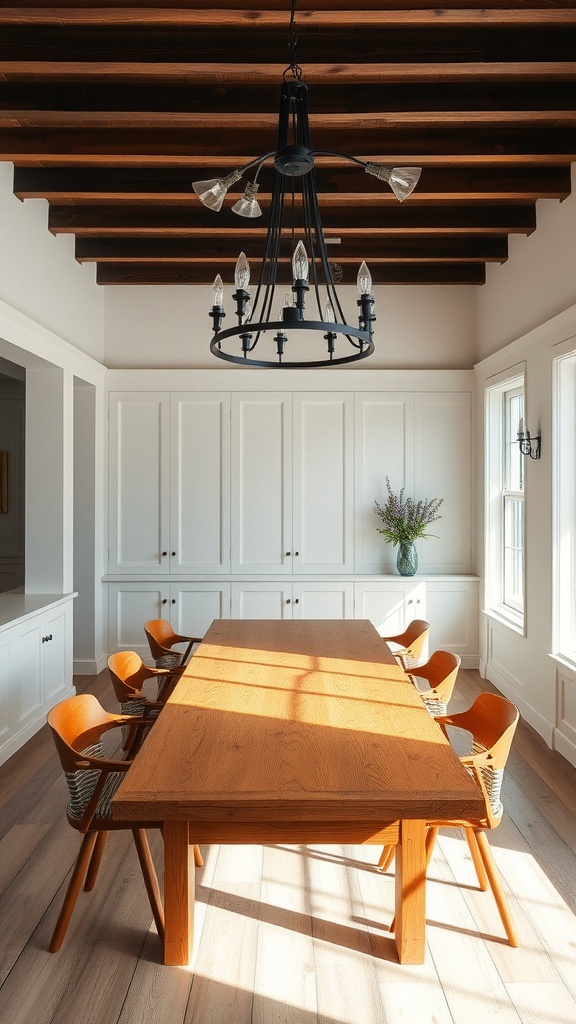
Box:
[0,163,105,362]
[476,164,576,360]
[103,282,477,369]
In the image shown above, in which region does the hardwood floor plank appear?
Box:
[0,822,51,896]
[505,982,576,1024]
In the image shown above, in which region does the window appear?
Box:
[554,348,576,663]
[485,373,525,628]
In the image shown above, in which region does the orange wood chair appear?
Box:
[378,692,521,947]
[47,693,165,952]
[381,618,430,669]
[144,618,202,670]
[408,649,461,718]
[107,649,175,712]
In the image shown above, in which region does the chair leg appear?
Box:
[50,831,98,953]
[464,827,488,891]
[377,845,395,872]
[84,830,109,891]
[475,829,519,947]
[132,829,165,942]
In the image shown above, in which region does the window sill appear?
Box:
[549,652,576,677]
[482,606,525,637]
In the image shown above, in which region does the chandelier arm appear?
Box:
[311,150,368,169]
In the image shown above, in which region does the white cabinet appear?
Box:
[231,581,354,619]
[0,595,74,766]
[108,392,230,575]
[354,391,472,575]
[355,577,479,666]
[107,580,231,658]
[231,392,354,574]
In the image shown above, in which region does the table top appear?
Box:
[112,618,485,825]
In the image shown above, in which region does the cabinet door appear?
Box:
[108,393,170,574]
[170,582,231,638]
[231,582,293,619]
[171,393,230,573]
[292,583,354,619]
[231,394,292,573]
[355,581,426,637]
[414,393,472,573]
[293,393,354,573]
[42,607,71,705]
[354,393,414,575]
[0,641,12,748]
[425,580,479,662]
[13,621,43,730]
[107,581,170,658]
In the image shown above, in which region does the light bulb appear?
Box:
[357,261,372,296]
[192,169,243,212]
[231,181,262,219]
[364,163,421,202]
[234,251,250,291]
[292,241,309,282]
[325,300,336,323]
[212,274,224,307]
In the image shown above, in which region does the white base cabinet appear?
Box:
[106,576,478,666]
[0,594,74,766]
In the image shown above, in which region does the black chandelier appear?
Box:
[193,0,421,368]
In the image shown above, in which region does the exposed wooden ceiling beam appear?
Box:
[95,261,487,285]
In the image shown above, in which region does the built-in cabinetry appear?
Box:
[0,593,75,765]
[105,371,479,666]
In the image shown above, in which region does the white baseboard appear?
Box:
[460,656,480,670]
[553,729,576,770]
[0,683,76,767]
[73,653,108,676]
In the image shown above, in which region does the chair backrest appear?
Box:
[441,692,520,824]
[411,649,461,717]
[47,694,128,825]
[108,650,154,703]
[143,618,178,661]
[384,618,430,669]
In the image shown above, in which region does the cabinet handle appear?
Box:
[162,599,168,605]
[162,551,167,557]
[171,599,176,604]
[172,551,176,557]
[295,551,299,556]
[285,551,291,556]
[408,599,413,604]
[294,599,299,604]
[42,634,53,643]
[286,598,291,604]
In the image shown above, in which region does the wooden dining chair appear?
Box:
[144,618,202,670]
[47,693,165,952]
[408,649,461,718]
[381,618,430,670]
[378,692,521,947]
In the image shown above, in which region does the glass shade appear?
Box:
[234,251,251,291]
[212,274,224,307]
[192,169,242,212]
[231,181,262,219]
[292,241,309,282]
[364,163,422,202]
[357,261,372,296]
[242,300,252,324]
[325,300,336,323]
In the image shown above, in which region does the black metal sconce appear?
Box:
[517,428,541,460]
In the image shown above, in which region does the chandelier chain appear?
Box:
[283,0,302,81]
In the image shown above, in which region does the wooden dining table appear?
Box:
[111,618,485,966]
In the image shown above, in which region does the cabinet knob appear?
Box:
[295,551,299,556]
[162,551,167,557]
[171,599,176,604]
[42,634,53,643]
[162,599,168,605]
[408,599,413,604]
[285,551,291,556]
[294,599,299,604]
[286,598,291,604]
[172,551,176,557]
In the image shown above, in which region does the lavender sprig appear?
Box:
[375,477,443,546]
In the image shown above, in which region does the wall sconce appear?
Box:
[517,426,541,460]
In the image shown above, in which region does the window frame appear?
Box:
[553,346,576,665]
[485,370,526,631]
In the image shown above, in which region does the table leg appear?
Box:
[163,821,195,966]
[394,819,427,964]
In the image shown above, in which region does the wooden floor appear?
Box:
[2,667,576,1024]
